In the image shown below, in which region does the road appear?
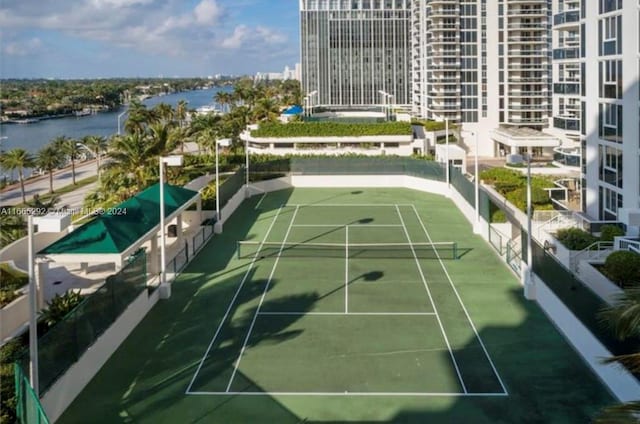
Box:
[0,159,100,208]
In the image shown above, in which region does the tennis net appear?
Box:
[237,241,458,260]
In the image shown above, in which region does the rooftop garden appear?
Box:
[411,119,449,131]
[250,121,413,138]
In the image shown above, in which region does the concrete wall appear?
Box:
[0,293,28,342]
[533,273,640,402]
[0,231,68,272]
[219,186,248,227]
[41,289,159,423]
[577,261,624,306]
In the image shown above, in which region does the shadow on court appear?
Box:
[57,188,617,424]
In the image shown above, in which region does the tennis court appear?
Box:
[59,188,614,423]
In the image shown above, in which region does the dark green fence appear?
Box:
[449,166,491,221]
[528,236,640,357]
[218,167,246,217]
[25,250,147,394]
[250,156,445,181]
[14,363,49,424]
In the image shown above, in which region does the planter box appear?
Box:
[576,261,624,305]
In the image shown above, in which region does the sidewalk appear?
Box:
[0,159,99,206]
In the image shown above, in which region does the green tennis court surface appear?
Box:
[59,188,614,423]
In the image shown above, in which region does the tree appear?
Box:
[596,288,640,422]
[0,148,35,204]
[55,136,82,185]
[103,132,157,193]
[214,91,234,113]
[175,100,188,128]
[190,114,222,154]
[252,97,281,122]
[82,135,108,180]
[36,145,64,194]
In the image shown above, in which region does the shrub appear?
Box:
[480,168,523,186]
[555,228,598,250]
[0,290,20,308]
[603,250,640,288]
[251,121,413,138]
[0,263,28,292]
[600,224,625,242]
[39,290,83,328]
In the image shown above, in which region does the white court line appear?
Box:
[225,205,300,392]
[288,203,414,207]
[185,205,285,394]
[292,224,403,227]
[186,391,508,397]
[410,205,509,395]
[257,312,437,316]
[394,205,468,394]
[345,225,349,314]
[254,192,267,209]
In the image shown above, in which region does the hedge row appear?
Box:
[250,121,413,138]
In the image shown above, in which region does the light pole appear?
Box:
[433,115,450,189]
[308,91,318,116]
[28,212,71,395]
[475,130,479,232]
[378,90,389,120]
[159,155,183,299]
[117,110,128,135]
[76,142,100,183]
[524,153,535,299]
[215,138,232,233]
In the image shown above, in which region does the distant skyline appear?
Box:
[0,0,300,78]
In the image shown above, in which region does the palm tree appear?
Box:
[0,214,26,247]
[36,145,64,194]
[0,148,35,203]
[82,135,108,179]
[125,100,155,134]
[214,91,234,113]
[252,97,281,122]
[175,100,188,128]
[595,288,640,422]
[55,136,82,185]
[104,132,157,192]
[190,114,222,154]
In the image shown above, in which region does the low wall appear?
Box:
[0,294,28,342]
[249,176,293,194]
[0,231,68,272]
[290,174,449,197]
[41,289,159,422]
[577,261,624,305]
[219,186,248,227]
[533,273,640,401]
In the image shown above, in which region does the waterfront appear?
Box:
[0,86,231,155]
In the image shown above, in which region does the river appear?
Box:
[0,86,232,155]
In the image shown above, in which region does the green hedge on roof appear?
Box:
[250,121,413,138]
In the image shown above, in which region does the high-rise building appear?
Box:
[299,0,412,107]
[550,0,639,223]
[412,0,555,157]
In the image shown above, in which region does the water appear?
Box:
[0,86,232,154]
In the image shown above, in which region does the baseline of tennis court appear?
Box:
[185,202,507,397]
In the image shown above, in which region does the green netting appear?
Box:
[32,250,147,394]
[250,157,445,181]
[237,241,458,260]
[529,236,640,356]
[218,167,246,219]
[14,363,50,424]
[450,166,475,206]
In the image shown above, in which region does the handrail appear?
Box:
[570,241,614,272]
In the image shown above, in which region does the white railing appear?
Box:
[570,241,614,272]
[617,238,640,254]
[535,211,578,240]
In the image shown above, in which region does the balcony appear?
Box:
[553,83,580,95]
[554,116,581,132]
[553,47,580,60]
[553,10,580,27]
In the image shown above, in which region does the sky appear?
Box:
[0,0,300,78]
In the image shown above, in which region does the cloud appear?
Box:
[0,0,296,76]
[221,24,286,49]
[194,0,223,25]
[3,37,43,56]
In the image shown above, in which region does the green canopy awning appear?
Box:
[39,183,199,255]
